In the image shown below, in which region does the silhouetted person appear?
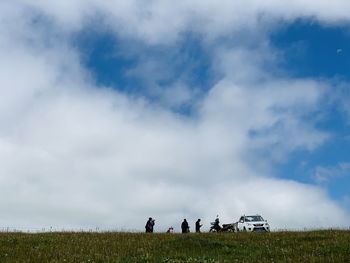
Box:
[210,215,221,232]
[145,217,155,233]
[195,219,202,233]
[181,219,190,233]
[214,216,220,229]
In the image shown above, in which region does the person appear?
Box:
[214,216,220,228]
[215,217,219,225]
[166,226,174,233]
[181,219,190,233]
[150,218,155,232]
[145,217,155,233]
[210,215,221,232]
[195,219,202,233]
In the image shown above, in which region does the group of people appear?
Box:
[180,219,203,233]
[145,217,204,233]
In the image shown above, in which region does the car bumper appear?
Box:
[245,225,270,232]
[252,227,269,232]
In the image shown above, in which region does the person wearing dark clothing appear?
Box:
[145,217,155,233]
[149,218,155,232]
[213,216,221,231]
[195,219,202,233]
[145,217,152,233]
[181,219,190,233]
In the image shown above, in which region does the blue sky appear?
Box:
[74,20,350,207]
[271,21,350,202]
[272,20,350,81]
[1,1,350,230]
[74,30,215,115]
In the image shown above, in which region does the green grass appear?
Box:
[0,230,349,262]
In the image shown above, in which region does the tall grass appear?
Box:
[0,230,349,262]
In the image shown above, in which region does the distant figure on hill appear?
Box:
[145,217,155,233]
[166,226,174,233]
[195,219,202,233]
[181,219,190,233]
[213,215,221,231]
[209,215,222,232]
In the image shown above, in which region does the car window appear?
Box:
[246,216,263,222]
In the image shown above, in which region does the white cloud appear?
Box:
[0,1,349,232]
[314,163,350,183]
[12,0,350,43]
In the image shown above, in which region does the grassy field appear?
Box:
[0,230,349,262]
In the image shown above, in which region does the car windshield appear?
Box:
[245,216,264,222]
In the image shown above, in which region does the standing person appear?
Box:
[181,219,189,233]
[145,217,155,233]
[150,218,155,232]
[195,219,202,233]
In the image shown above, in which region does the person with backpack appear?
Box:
[145,217,155,233]
[181,219,190,233]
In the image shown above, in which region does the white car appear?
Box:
[234,215,270,232]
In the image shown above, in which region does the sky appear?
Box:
[1,0,350,232]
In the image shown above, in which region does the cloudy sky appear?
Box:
[1,1,350,232]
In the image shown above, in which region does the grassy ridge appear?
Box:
[0,230,349,262]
